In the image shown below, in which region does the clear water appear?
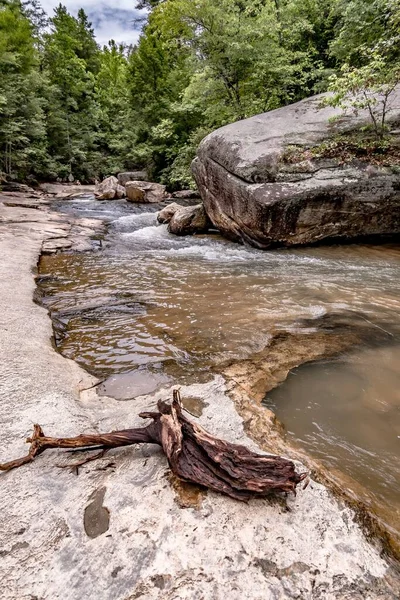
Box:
[38,195,400,537]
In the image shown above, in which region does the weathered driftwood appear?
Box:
[0,391,306,500]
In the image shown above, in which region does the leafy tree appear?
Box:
[43,4,100,180]
[76,8,100,73]
[95,41,133,175]
[126,0,341,186]
[21,0,48,46]
[0,0,47,179]
[326,42,400,139]
[329,0,390,64]
[127,9,195,182]
[1,0,399,186]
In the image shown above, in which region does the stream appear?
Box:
[38,194,400,542]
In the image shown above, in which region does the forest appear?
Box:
[1,0,399,188]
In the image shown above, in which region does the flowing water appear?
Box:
[38,195,400,538]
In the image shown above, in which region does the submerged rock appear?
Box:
[192,88,400,249]
[126,181,166,203]
[168,203,211,235]
[157,202,181,224]
[94,176,124,200]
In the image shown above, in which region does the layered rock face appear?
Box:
[192,90,400,248]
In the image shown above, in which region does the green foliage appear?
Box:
[326,43,400,139]
[95,41,133,175]
[1,0,399,186]
[0,0,47,178]
[125,0,343,186]
[42,5,101,179]
[329,0,389,64]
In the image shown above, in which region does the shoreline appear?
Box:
[0,190,399,599]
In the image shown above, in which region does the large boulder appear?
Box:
[168,204,211,235]
[192,89,400,249]
[125,181,166,203]
[118,171,148,186]
[94,176,125,200]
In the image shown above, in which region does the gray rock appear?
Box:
[125,182,145,202]
[126,181,166,203]
[118,171,148,186]
[0,182,36,194]
[171,189,201,200]
[0,199,398,600]
[192,88,400,248]
[115,184,126,199]
[168,204,211,235]
[157,202,181,224]
[94,176,120,200]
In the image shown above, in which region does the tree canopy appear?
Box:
[0,0,399,186]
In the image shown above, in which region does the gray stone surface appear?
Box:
[168,203,211,235]
[0,199,398,599]
[118,171,148,186]
[95,176,123,200]
[126,181,166,203]
[171,189,201,200]
[157,202,181,224]
[193,88,400,248]
[39,183,96,197]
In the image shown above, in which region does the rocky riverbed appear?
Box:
[0,188,399,599]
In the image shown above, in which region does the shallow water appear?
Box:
[39,195,400,536]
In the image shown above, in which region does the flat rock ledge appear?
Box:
[0,197,399,599]
[192,88,400,249]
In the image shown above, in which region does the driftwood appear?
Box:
[0,391,306,500]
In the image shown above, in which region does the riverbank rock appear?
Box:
[168,204,211,235]
[115,184,126,199]
[192,88,400,249]
[0,182,36,194]
[1,199,399,599]
[157,202,181,224]
[39,183,96,197]
[126,181,166,203]
[171,189,201,200]
[117,170,148,186]
[94,176,125,200]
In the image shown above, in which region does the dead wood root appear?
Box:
[0,391,306,500]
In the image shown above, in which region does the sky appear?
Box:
[41,0,146,46]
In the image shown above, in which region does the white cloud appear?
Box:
[40,1,145,46]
